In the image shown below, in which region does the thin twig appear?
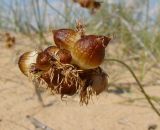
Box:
[105,58,160,117]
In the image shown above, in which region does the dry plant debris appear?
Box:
[18,23,111,105]
[73,0,102,13]
[5,32,16,48]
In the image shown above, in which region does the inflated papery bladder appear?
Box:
[18,22,111,105]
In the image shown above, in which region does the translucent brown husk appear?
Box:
[28,59,106,105]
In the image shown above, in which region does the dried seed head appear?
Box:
[19,51,108,104]
[18,51,38,76]
[18,23,110,105]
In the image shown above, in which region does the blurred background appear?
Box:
[0,0,160,130]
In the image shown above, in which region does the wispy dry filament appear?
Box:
[28,59,107,105]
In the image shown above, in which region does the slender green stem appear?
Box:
[105,58,160,117]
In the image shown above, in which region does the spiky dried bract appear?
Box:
[28,61,80,92]
[28,59,108,105]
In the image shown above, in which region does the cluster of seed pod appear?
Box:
[73,0,102,13]
[18,23,111,104]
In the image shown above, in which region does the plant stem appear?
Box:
[105,58,160,117]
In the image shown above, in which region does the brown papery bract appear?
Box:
[57,49,72,64]
[44,46,72,64]
[18,51,38,76]
[53,29,81,50]
[52,21,85,50]
[79,67,108,104]
[71,35,111,69]
[36,51,52,71]
[44,46,59,56]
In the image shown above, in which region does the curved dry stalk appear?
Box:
[104,58,160,117]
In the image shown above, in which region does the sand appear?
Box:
[0,33,160,130]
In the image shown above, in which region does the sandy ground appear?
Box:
[0,34,160,130]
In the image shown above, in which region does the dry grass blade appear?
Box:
[26,115,54,130]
